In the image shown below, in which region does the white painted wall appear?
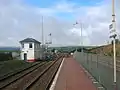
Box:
[20,42,43,60]
[20,42,34,60]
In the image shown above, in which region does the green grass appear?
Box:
[0,60,33,77]
[0,50,20,53]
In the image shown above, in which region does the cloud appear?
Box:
[35,1,76,16]
[74,0,120,45]
[0,0,119,47]
[53,1,76,13]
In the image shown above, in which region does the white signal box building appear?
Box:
[19,38,41,62]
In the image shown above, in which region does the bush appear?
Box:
[0,52,13,61]
[107,52,112,56]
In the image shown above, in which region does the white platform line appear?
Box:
[98,87,104,88]
[93,81,98,83]
[49,58,65,90]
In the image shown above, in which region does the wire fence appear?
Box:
[74,51,120,90]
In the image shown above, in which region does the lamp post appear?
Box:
[49,33,52,45]
[41,16,44,60]
[41,16,44,45]
[73,21,83,53]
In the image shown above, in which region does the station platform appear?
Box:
[50,57,97,90]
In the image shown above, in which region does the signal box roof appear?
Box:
[20,38,41,44]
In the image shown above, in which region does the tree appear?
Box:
[51,49,55,52]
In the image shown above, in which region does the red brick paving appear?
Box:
[54,57,97,90]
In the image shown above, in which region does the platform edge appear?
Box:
[49,58,65,90]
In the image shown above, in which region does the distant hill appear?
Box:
[48,46,97,53]
[89,44,120,56]
[49,46,97,50]
[0,47,20,52]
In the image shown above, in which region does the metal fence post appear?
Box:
[87,53,90,72]
[90,53,92,70]
[97,54,101,83]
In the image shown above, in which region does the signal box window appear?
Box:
[22,44,24,48]
[29,43,32,48]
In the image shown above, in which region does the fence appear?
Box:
[74,51,120,90]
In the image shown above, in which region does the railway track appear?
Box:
[0,62,40,80]
[0,61,46,89]
[0,57,63,90]
[27,58,62,90]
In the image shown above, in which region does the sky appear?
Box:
[0,0,119,47]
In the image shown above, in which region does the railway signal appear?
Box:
[109,0,117,89]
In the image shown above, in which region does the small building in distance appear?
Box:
[19,38,41,62]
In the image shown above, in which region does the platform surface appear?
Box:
[54,57,97,90]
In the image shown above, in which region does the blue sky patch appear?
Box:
[24,0,104,8]
[24,0,105,20]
